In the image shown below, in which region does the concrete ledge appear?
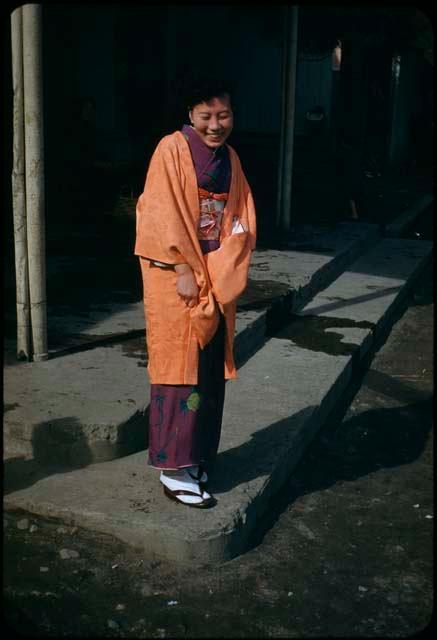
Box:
[299,238,432,331]
[4,237,432,564]
[3,343,356,564]
[4,223,379,464]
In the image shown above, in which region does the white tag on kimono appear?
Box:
[231,216,246,235]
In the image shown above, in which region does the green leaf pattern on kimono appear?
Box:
[186,391,201,411]
[180,387,201,415]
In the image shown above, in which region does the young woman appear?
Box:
[135,78,256,508]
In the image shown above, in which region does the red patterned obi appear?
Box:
[197,188,228,243]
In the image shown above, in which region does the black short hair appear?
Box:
[183,72,234,111]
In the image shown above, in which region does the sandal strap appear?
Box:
[163,485,215,508]
[167,488,203,497]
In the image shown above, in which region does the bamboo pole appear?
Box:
[276,5,299,232]
[22,4,48,361]
[11,6,31,360]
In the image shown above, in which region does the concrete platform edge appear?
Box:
[4,224,380,463]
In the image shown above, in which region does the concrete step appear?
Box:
[45,223,379,354]
[4,236,432,564]
[3,222,380,462]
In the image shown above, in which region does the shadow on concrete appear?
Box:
[301,284,402,316]
[4,417,94,495]
[3,214,144,351]
[211,373,429,498]
[209,406,317,495]
[4,409,150,496]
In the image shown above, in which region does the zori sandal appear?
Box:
[160,470,216,508]
[163,485,216,509]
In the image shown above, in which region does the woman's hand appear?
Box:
[175,264,199,308]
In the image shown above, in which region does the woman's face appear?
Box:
[189,94,233,149]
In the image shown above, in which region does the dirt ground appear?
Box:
[3,222,433,638]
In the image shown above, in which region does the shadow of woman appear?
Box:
[205,393,432,537]
[208,405,319,495]
[299,397,433,494]
[241,396,433,552]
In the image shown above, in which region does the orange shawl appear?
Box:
[134,131,256,384]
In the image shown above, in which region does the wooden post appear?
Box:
[22,4,48,361]
[276,5,299,232]
[11,6,31,360]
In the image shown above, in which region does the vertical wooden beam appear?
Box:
[11,6,31,359]
[22,3,48,361]
[276,5,299,232]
